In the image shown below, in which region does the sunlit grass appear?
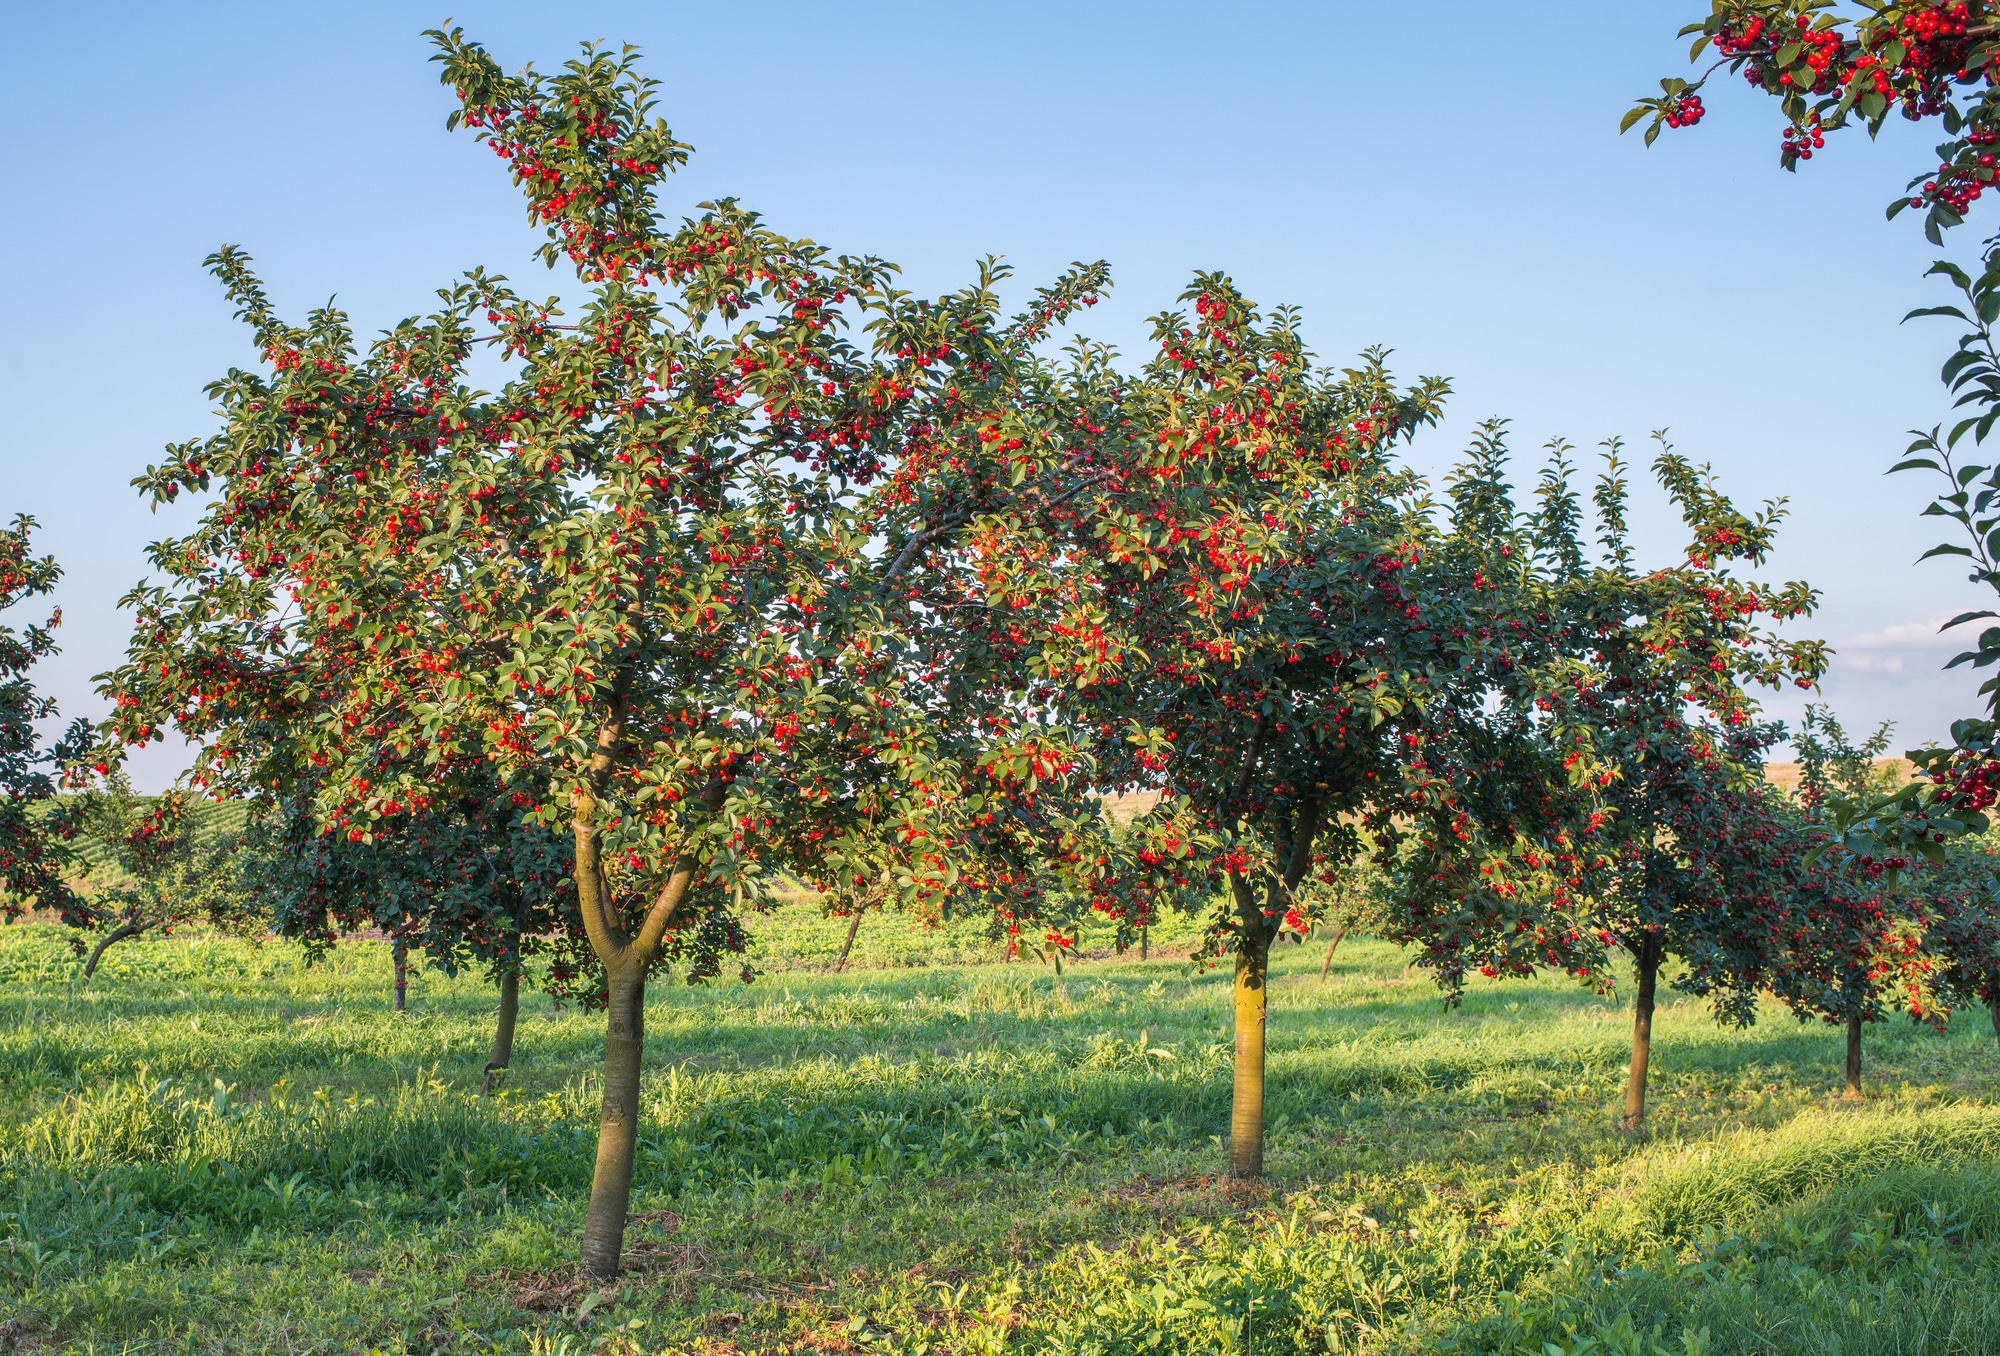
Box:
[2,911,1997,1353]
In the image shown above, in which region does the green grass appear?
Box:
[2,908,1999,1355]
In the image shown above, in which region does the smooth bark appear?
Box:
[1223,791,1327,1181]
[571,750,707,1280]
[1229,928,1271,1180]
[579,964,646,1280]
[1845,1013,1864,1099]
[1140,921,1149,962]
[1621,931,1663,1130]
[1318,927,1346,982]
[392,939,408,1012]
[81,920,148,979]
[1990,996,2000,1051]
[482,971,520,1095]
[834,909,863,973]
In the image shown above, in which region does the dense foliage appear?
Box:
[0,515,88,925]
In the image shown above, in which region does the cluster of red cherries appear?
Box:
[1783,111,1827,160]
[1917,124,2000,212]
[1663,92,1707,127]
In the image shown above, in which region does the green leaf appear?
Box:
[1919,543,1975,560]
[1644,122,1662,148]
[1888,457,1943,473]
[1941,611,1998,631]
[1619,105,1649,135]
[1920,260,1968,292]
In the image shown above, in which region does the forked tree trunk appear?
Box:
[392,940,408,1012]
[579,963,647,1279]
[482,971,520,1095]
[834,909,863,973]
[1229,928,1272,1180]
[1319,927,1346,982]
[81,920,149,979]
[1621,931,1663,1130]
[1845,1013,1864,1099]
[571,745,709,1281]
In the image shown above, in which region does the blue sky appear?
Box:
[1,1,1988,788]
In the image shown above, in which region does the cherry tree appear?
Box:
[0,516,89,925]
[1531,438,1824,1127]
[247,773,576,1088]
[69,778,252,977]
[954,284,1617,1180]
[95,29,1130,1278]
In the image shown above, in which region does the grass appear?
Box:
[2,906,1999,1355]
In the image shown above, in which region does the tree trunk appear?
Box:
[392,940,408,1012]
[1318,927,1346,982]
[1845,1013,1864,1099]
[81,920,148,979]
[1140,921,1149,961]
[1621,932,1663,1130]
[1989,995,2000,1051]
[834,909,863,973]
[1229,928,1272,1180]
[482,971,520,1095]
[579,963,647,1279]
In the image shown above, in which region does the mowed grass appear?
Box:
[2,908,1999,1355]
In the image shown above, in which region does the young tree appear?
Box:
[1535,438,1825,1128]
[1305,849,1385,981]
[1789,706,1956,1094]
[0,515,89,925]
[70,777,253,977]
[246,775,577,1087]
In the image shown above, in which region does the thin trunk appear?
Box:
[1318,927,1347,982]
[1990,995,2000,1051]
[392,940,408,1012]
[482,971,520,1095]
[81,920,148,979]
[1140,921,1149,962]
[579,964,646,1280]
[1845,1013,1864,1099]
[1229,928,1271,1180]
[1621,932,1663,1130]
[834,909,863,973]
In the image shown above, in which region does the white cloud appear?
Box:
[1832,614,1984,679]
